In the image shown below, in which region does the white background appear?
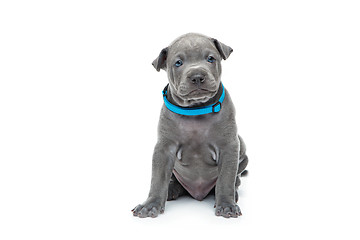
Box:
[1,0,360,239]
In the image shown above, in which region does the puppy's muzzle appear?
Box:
[190,74,206,85]
[187,67,208,86]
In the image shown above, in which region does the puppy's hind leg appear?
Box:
[167,173,187,201]
[235,154,248,202]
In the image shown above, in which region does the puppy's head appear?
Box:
[152,33,233,107]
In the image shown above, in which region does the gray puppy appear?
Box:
[132,33,248,218]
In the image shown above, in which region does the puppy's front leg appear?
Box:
[132,140,175,218]
[215,142,241,218]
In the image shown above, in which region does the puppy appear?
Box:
[132,33,248,218]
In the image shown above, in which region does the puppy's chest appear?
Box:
[173,119,219,165]
[176,118,215,142]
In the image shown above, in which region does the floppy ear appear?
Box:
[212,38,233,60]
[152,47,168,72]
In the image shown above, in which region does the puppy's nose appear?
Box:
[190,74,205,85]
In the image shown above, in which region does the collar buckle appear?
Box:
[212,102,221,113]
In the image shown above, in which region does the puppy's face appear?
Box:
[153,33,233,107]
[167,36,222,105]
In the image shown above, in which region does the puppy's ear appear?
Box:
[152,47,168,72]
[212,38,233,60]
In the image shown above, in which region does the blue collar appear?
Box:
[162,83,225,116]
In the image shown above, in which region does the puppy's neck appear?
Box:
[166,83,223,108]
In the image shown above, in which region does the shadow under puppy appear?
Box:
[132,33,248,218]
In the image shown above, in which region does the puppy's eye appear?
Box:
[207,56,216,63]
[175,60,183,67]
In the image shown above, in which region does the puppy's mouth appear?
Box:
[187,89,214,96]
[180,88,215,97]
[178,88,217,103]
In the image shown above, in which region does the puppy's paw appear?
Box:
[132,199,164,218]
[214,202,241,218]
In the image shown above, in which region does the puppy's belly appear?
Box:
[173,165,217,201]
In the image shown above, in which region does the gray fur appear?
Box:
[132,33,248,218]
